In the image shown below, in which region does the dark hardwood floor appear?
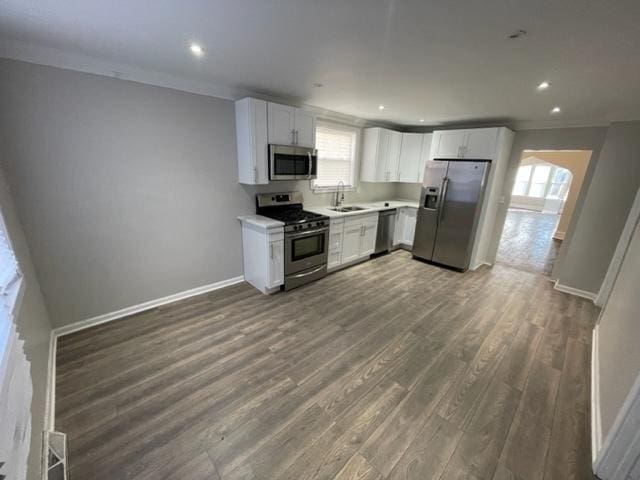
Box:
[55,250,598,479]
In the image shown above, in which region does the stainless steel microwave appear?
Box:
[269,145,318,181]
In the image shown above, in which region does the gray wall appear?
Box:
[0,165,52,480]
[557,122,640,293]
[486,126,608,284]
[0,59,397,328]
[597,209,640,441]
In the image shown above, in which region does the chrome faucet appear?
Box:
[334,181,345,207]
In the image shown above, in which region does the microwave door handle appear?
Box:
[307,152,313,178]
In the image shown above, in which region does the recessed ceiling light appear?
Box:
[378,105,385,110]
[551,106,561,114]
[190,43,204,56]
[419,119,425,123]
[537,81,550,90]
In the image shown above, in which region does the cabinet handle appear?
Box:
[254,166,258,183]
[295,130,299,145]
[270,244,274,259]
[291,129,296,145]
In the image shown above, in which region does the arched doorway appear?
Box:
[496,150,589,275]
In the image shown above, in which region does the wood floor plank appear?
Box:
[386,414,462,480]
[500,361,561,480]
[54,251,597,480]
[360,352,466,477]
[334,453,381,480]
[448,378,521,479]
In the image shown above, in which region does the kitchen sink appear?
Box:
[330,206,368,212]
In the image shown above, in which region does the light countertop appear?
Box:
[306,199,419,218]
[238,199,419,228]
[237,215,284,230]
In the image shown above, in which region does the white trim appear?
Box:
[594,371,640,479]
[54,276,244,337]
[553,280,597,301]
[595,187,640,308]
[552,230,565,240]
[470,261,492,271]
[591,324,602,463]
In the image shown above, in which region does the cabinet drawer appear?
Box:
[327,250,342,269]
[344,212,378,228]
[267,229,284,242]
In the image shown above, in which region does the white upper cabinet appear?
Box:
[267,102,316,148]
[268,102,296,145]
[431,130,468,159]
[398,133,426,182]
[362,128,432,183]
[464,128,499,159]
[293,109,316,148]
[387,131,402,182]
[361,128,401,182]
[430,128,500,160]
[235,97,269,185]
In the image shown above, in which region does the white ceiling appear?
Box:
[1,0,639,129]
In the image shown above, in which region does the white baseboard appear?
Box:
[591,324,602,464]
[595,370,640,479]
[43,275,244,436]
[553,230,565,240]
[470,261,492,271]
[553,280,597,301]
[53,276,244,337]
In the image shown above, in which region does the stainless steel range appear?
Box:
[256,192,329,290]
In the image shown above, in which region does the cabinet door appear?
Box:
[360,220,378,256]
[235,97,268,185]
[393,208,406,245]
[432,130,466,159]
[267,239,284,288]
[398,133,424,182]
[419,134,433,183]
[294,109,316,148]
[327,223,344,269]
[342,225,362,264]
[360,128,381,182]
[375,129,391,182]
[268,102,295,145]
[404,208,417,245]
[463,128,498,160]
[386,131,402,181]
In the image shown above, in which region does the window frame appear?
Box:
[311,121,360,193]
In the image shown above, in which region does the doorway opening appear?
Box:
[496,150,592,276]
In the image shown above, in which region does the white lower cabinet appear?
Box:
[267,238,284,288]
[240,222,284,294]
[394,207,418,247]
[327,218,345,270]
[360,217,378,256]
[330,213,379,270]
[341,223,362,264]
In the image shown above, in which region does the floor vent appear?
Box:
[43,431,68,480]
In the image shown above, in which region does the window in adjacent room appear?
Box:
[313,122,358,191]
[0,207,23,362]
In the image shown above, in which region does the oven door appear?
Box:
[270,145,318,181]
[285,227,328,275]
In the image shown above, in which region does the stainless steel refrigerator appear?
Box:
[412,159,490,271]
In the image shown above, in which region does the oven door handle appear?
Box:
[287,227,328,239]
[288,264,326,279]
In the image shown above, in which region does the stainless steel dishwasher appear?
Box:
[374,209,397,254]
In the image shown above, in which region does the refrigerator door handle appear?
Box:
[437,177,450,224]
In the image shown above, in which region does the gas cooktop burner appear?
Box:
[265,209,325,225]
